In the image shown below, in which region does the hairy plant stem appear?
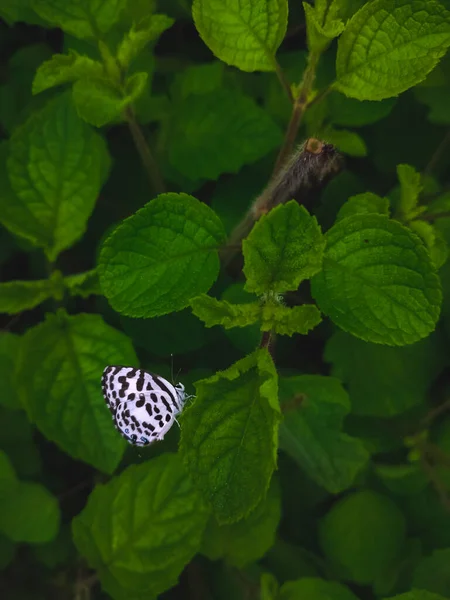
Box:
[124,107,166,194]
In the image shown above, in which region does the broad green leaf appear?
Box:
[72,72,148,127]
[0,334,21,409]
[32,0,127,40]
[6,93,110,261]
[327,92,397,127]
[279,375,369,493]
[190,295,261,328]
[260,304,322,336]
[243,201,325,294]
[319,490,406,584]
[415,84,450,124]
[171,62,225,99]
[180,349,280,524]
[64,269,101,298]
[117,14,174,69]
[303,1,345,54]
[397,164,423,220]
[16,311,137,473]
[385,592,448,600]
[0,408,41,479]
[0,481,60,543]
[221,283,261,354]
[311,214,442,346]
[0,279,54,315]
[73,454,210,599]
[280,577,360,600]
[98,193,226,318]
[412,549,450,598]
[337,192,390,221]
[167,89,282,181]
[32,51,104,94]
[375,464,428,496]
[192,0,288,72]
[201,478,281,567]
[320,127,367,157]
[325,330,446,416]
[335,0,450,100]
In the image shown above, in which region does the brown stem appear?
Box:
[124,107,165,194]
[273,57,294,104]
[422,398,450,426]
[423,128,450,178]
[417,210,450,222]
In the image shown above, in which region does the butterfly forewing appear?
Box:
[102,365,186,447]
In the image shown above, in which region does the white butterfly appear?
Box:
[102,365,188,446]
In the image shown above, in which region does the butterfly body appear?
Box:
[102,365,186,446]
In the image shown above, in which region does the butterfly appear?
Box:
[101,365,188,447]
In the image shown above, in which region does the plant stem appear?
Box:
[273,51,320,176]
[273,57,294,104]
[124,107,165,194]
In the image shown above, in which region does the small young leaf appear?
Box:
[32,51,104,94]
[64,269,101,298]
[280,578,360,600]
[244,201,325,295]
[319,490,406,584]
[180,348,280,524]
[72,72,148,127]
[279,375,369,493]
[190,295,261,329]
[167,89,282,181]
[0,481,60,543]
[303,1,345,54]
[325,330,446,417]
[337,192,390,222]
[192,0,288,72]
[98,193,226,318]
[261,304,322,336]
[311,214,442,345]
[16,311,137,473]
[375,464,428,496]
[0,334,21,409]
[201,478,281,568]
[6,93,110,261]
[409,220,448,270]
[72,454,209,599]
[397,164,423,220]
[117,14,174,69]
[0,280,55,315]
[171,62,225,99]
[335,0,450,100]
[32,0,127,40]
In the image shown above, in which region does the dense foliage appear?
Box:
[1,0,450,599]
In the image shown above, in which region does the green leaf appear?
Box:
[409,220,449,270]
[0,450,17,496]
[32,0,127,40]
[72,454,209,599]
[415,84,450,124]
[279,375,369,493]
[16,311,137,473]
[280,577,360,600]
[243,201,325,295]
[320,127,367,157]
[0,481,60,543]
[190,295,261,328]
[72,71,148,127]
[385,592,448,600]
[260,304,322,336]
[311,214,442,346]
[375,464,428,496]
[319,490,406,585]
[167,89,282,181]
[171,62,225,99]
[0,279,55,315]
[261,573,280,600]
[303,1,345,54]
[32,51,104,94]
[221,283,261,354]
[64,269,101,298]
[0,334,21,409]
[412,549,450,598]
[192,0,288,72]
[201,478,281,567]
[335,0,450,100]
[397,164,423,220]
[325,330,446,417]
[117,14,174,69]
[327,92,397,127]
[180,348,280,524]
[98,193,226,318]
[337,192,390,221]
[6,93,110,261]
